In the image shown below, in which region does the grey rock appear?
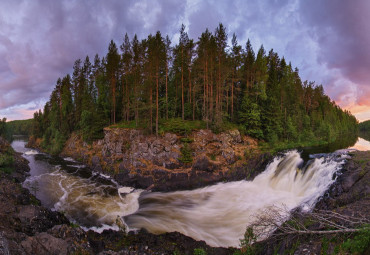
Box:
[91,156,100,167]
[192,157,217,172]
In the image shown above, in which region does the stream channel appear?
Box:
[11,135,370,247]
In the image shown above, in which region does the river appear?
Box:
[11,135,370,248]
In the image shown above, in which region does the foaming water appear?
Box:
[11,138,360,248]
[23,166,142,230]
[12,140,141,232]
[125,150,345,247]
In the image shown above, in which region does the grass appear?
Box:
[159,118,206,135]
[111,118,207,136]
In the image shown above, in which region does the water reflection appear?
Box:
[349,137,370,151]
[300,134,359,161]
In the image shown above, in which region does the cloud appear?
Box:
[0,0,369,121]
[299,0,370,110]
[0,0,187,119]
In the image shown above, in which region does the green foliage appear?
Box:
[359,120,370,132]
[180,137,194,143]
[179,143,193,164]
[239,227,257,255]
[210,154,216,161]
[0,119,33,141]
[70,222,80,228]
[0,145,14,174]
[193,248,207,255]
[29,25,357,154]
[80,110,105,143]
[341,225,370,254]
[0,118,6,137]
[160,118,206,135]
[238,95,263,139]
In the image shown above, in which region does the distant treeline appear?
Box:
[359,120,370,132]
[30,23,358,154]
[0,118,33,140]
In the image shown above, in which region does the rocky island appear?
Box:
[2,133,370,254]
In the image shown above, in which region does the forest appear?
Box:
[28,24,357,154]
[359,120,370,132]
[359,120,370,141]
[0,118,33,141]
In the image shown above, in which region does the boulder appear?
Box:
[192,157,217,172]
[21,232,69,255]
[164,133,178,145]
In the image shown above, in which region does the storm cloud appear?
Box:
[0,0,369,120]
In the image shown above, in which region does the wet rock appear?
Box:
[164,159,181,170]
[21,232,69,255]
[137,176,154,188]
[192,156,217,172]
[91,156,100,167]
[15,205,69,235]
[153,169,169,180]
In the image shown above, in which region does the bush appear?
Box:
[159,118,206,135]
[0,146,14,174]
[193,248,207,255]
[179,143,193,164]
[341,225,370,254]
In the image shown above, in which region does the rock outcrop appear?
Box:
[61,128,271,191]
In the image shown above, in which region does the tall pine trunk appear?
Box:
[166,62,168,120]
[156,72,159,136]
[181,47,184,120]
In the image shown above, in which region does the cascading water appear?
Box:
[124,150,346,247]
[12,138,356,248]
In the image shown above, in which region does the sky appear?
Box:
[0,0,369,122]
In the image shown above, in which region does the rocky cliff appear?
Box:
[60,128,271,191]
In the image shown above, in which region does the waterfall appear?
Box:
[15,135,347,248]
[124,150,345,247]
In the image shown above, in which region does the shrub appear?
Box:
[193,248,207,255]
[341,225,370,254]
[179,143,193,164]
[159,118,206,135]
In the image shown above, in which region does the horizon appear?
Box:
[1,0,370,122]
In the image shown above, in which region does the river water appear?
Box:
[11,136,370,247]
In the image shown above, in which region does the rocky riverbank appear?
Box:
[257,150,370,255]
[29,128,272,192]
[2,137,237,254]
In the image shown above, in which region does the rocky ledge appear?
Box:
[56,128,272,191]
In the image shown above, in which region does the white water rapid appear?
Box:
[124,150,345,247]
[13,136,355,248]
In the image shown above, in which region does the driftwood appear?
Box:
[246,206,370,242]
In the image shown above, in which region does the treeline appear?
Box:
[0,118,33,141]
[359,120,370,132]
[31,24,358,154]
[0,118,6,137]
